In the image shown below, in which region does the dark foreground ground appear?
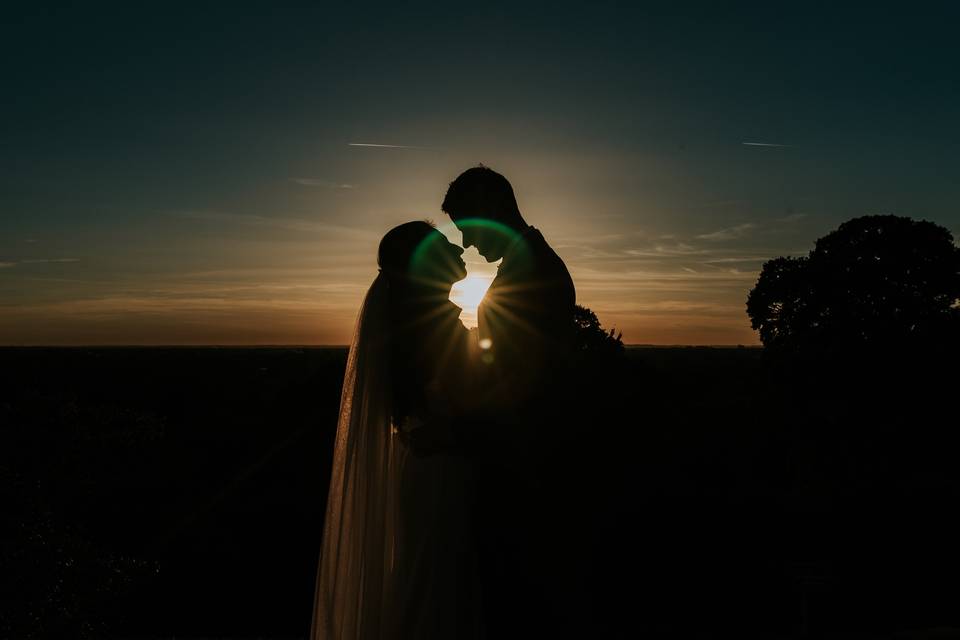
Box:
[1,346,958,638]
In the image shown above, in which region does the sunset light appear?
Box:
[2,4,956,350]
[450,274,494,328]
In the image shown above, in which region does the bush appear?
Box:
[572,304,624,360]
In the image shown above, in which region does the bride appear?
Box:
[311,221,485,639]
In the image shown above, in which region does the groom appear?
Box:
[442,166,577,636]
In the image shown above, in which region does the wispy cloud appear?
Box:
[554,233,628,247]
[602,299,744,315]
[4,294,348,317]
[572,266,758,285]
[700,256,768,265]
[173,210,377,239]
[742,142,792,148]
[625,242,702,257]
[686,199,745,211]
[777,213,807,223]
[348,142,433,150]
[0,258,80,267]
[291,178,355,189]
[696,223,756,241]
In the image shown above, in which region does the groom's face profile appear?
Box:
[442,166,524,261]
[449,213,509,262]
[453,215,484,257]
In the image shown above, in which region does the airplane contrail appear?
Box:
[348,142,429,149]
[742,142,792,147]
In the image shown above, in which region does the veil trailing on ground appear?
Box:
[311,272,407,640]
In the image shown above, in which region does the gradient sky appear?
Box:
[2,2,958,345]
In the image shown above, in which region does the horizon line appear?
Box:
[0,343,762,349]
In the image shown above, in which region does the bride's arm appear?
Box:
[396,324,478,456]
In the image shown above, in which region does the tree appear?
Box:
[747,215,960,355]
[572,304,624,358]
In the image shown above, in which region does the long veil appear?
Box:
[311,272,407,639]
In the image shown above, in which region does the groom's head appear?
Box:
[442,166,526,261]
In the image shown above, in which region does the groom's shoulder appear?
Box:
[531,227,570,267]
[501,227,572,288]
[526,228,575,300]
[523,227,562,264]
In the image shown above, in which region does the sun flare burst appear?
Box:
[450,274,494,328]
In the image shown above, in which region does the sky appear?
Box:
[2,2,958,345]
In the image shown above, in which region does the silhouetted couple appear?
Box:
[311,166,578,639]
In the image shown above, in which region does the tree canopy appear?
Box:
[747,215,960,355]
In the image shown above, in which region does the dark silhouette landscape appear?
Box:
[3,335,958,637]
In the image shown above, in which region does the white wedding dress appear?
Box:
[311,273,484,640]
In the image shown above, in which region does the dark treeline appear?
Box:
[2,340,958,637]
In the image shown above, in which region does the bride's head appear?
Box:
[378,221,467,295]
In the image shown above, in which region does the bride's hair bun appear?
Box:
[377,220,437,278]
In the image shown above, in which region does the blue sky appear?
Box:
[2,2,958,344]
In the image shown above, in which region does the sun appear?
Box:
[450,274,494,328]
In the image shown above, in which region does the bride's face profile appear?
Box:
[410,230,467,287]
[378,222,466,293]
